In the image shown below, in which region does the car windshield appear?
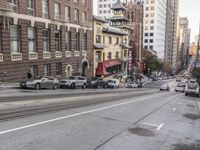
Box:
[32,76,43,80]
[67,76,75,80]
[108,80,114,83]
[177,83,185,87]
[188,84,198,89]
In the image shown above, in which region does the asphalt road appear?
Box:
[0,80,200,150]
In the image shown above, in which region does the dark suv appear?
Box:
[86,77,108,89]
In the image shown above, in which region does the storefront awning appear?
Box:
[96,59,122,76]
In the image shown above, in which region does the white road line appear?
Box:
[156,123,164,130]
[0,95,158,135]
[143,122,159,128]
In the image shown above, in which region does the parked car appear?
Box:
[60,76,87,89]
[126,82,138,88]
[185,83,199,97]
[20,76,59,90]
[160,84,170,91]
[86,77,108,89]
[107,79,120,88]
[175,82,186,92]
[151,77,158,81]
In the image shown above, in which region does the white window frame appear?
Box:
[10,25,20,53]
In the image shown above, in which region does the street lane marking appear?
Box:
[143,122,159,128]
[156,123,164,130]
[0,94,166,135]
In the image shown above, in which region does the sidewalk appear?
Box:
[0,82,19,89]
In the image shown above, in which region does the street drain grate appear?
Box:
[173,141,200,150]
[183,113,200,120]
[187,104,196,108]
[128,127,156,137]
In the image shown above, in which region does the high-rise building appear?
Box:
[164,0,179,73]
[177,17,190,68]
[143,0,167,59]
[0,0,93,81]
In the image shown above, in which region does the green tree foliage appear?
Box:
[144,55,163,72]
[191,67,200,83]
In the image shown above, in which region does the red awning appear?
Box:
[96,59,122,76]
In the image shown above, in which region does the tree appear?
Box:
[191,67,200,84]
[144,55,163,73]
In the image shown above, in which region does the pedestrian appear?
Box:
[27,70,32,80]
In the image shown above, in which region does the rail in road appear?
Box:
[0,89,159,121]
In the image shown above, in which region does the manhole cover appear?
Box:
[183,113,200,120]
[187,104,195,108]
[173,141,200,150]
[128,127,156,137]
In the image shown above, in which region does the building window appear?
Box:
[43,30,49,52]
[150,39,153,43]
[109,37,112,44]
[42,0,48,18]
[144,39,148,43]
[83,33,87,51]
[74,0,79,4]
[65,6,70,22]
[56,62,62,76]
[27,0,34,16]
[150,33,154,36]
[9,0,18,12]
[74,9,79,23]
[44,64,51,76]
[124,50,127,57]
[30,65,38,77]
[82,11,87,23]
[96,35,101,44]
[96,51,101,61]
[28,27,36,52]
[116,37,119,44]
[55,31,61,51]
[75,33,80,51]
[145,33,148,36]
[108,52,112,59]
[65,31,71,51]
[103,36,105,44]
[116,52,119,58]
[54,2,60,19]
[10,25,20,52]
[82,0,86,6]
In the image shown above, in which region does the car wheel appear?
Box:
[197,94,200,97]
[60,85,63,89]
[185,93,188,96]
[104,85,107,89]
[82,84,86,89]
[175,90,177,92]
[71,83,76,89]
[35,83,40,90]
[53,84,58,90]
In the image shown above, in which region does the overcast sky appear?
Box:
[93,0,199,42]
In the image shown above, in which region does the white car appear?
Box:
[60,76,87,89]
[126,82,138,88]
[175,82,186,92]
[107,79,120,88]
[185,83,199,97]
[160,84,169,91]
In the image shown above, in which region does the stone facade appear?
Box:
[0,0,93,82]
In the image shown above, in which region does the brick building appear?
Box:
[123,0,143,71]
[0,0,93,82]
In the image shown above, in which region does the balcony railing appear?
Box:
[0,53,3,62]
[65,51,72,57]
[43,51,51,59]
[55,51,62,58]
[74,51,80,57]
[82,51,87,57]
[11,52,22,61]
[29,52,38,60]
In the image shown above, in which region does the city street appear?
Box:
[0,80,200,150]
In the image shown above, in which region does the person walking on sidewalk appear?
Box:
[27,71,32,80]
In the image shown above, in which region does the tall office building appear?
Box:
[143,0,167,59]
[178,17,190,68]
[164,0,179,73]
